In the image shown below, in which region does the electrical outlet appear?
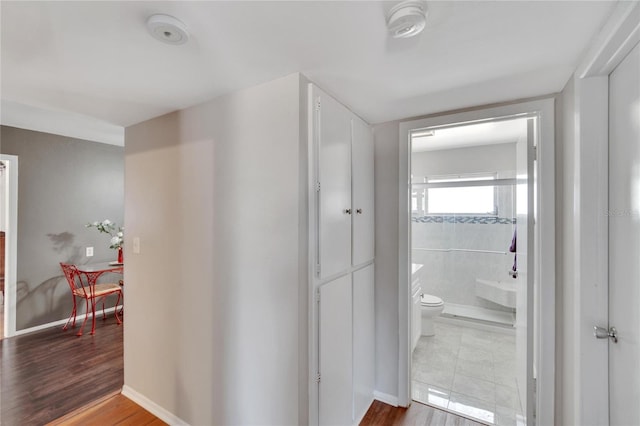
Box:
[133,237,140,254]
[86,246,94,257]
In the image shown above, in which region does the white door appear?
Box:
[515,118,535,422]
[352,264,375,422]
[319,274,353,426]
[313,85,352,278]
[351,116,374,266]
[608,41,640,426]
[1,154,18,338]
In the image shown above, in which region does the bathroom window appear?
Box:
[425,173,497,215]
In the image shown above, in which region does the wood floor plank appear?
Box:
[1,317,124,425]
[360,400,488,426]
[47,394,166,426]
[4,316,489,426]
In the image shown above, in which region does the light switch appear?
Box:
[133,237,140,254]
[86,247,94,257]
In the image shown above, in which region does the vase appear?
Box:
[117,247,124,264]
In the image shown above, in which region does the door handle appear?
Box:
[594,326,618,343]
[356,208,363,214]
[344,208,352,215]
[508,270,518,278]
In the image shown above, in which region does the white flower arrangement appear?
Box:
[86,219,124,249]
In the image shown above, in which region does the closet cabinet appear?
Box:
[313,85,374,279]
[316,89,353,278]
[318,274,353,426]
[352,264,375,421]
[351,117,375,266]
[310,83,375,426]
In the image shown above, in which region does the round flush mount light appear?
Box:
[146,14,189,45]
[387,1,428,39]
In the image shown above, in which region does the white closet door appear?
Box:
[314,85,352,278]
[351,116,374,266]
[353,264,375,423]
[319,275,353,426]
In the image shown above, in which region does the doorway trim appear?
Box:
[397,98,555,425]
[568,2,640,424]
[1,154,18,338]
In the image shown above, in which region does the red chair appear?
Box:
[60,263,122,336]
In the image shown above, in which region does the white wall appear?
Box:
[555,3,640,424]
[557,76,575,426]
[557,73,611,426]
[124,73,308,425]
[412,143,516,178]
[554,83,566,426]
[373,121,400,398]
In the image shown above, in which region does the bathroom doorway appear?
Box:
[409,117,527,425]
[397,99,556,426]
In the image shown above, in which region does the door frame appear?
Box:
[397,98,556,425]
[570,2,640,424]
[1,154,18,338]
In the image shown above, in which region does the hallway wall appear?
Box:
[124,73,308,425]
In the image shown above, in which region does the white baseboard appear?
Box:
[373,390,399,407]
[122,385,189,426]
[11,305,123,337]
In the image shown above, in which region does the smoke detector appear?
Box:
[387,1,428,39]
[146,14,189,45]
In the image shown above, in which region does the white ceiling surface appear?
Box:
[411,118,526,152]
[1,1,615,145]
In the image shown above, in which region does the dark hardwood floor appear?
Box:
[361,400,488,426]
[1,316,124,425]
[2,314,484,426]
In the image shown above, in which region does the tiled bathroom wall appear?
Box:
[412,216,516,313]
[411,143,517,313]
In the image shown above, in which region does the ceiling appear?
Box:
[0,1,616,145]
[411,117,526,152]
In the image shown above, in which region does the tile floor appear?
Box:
[411,320,525,426]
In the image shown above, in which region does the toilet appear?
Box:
[420,294,445,336]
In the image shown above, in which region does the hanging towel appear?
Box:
[509,229,517,277]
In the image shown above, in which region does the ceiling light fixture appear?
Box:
[146,14,190,45]
[387,1,428,39]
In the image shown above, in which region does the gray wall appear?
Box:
[0,125,124,331]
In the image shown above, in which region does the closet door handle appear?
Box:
[356,208,363,214]
[594,326,618,343]
[345,208,352,215]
